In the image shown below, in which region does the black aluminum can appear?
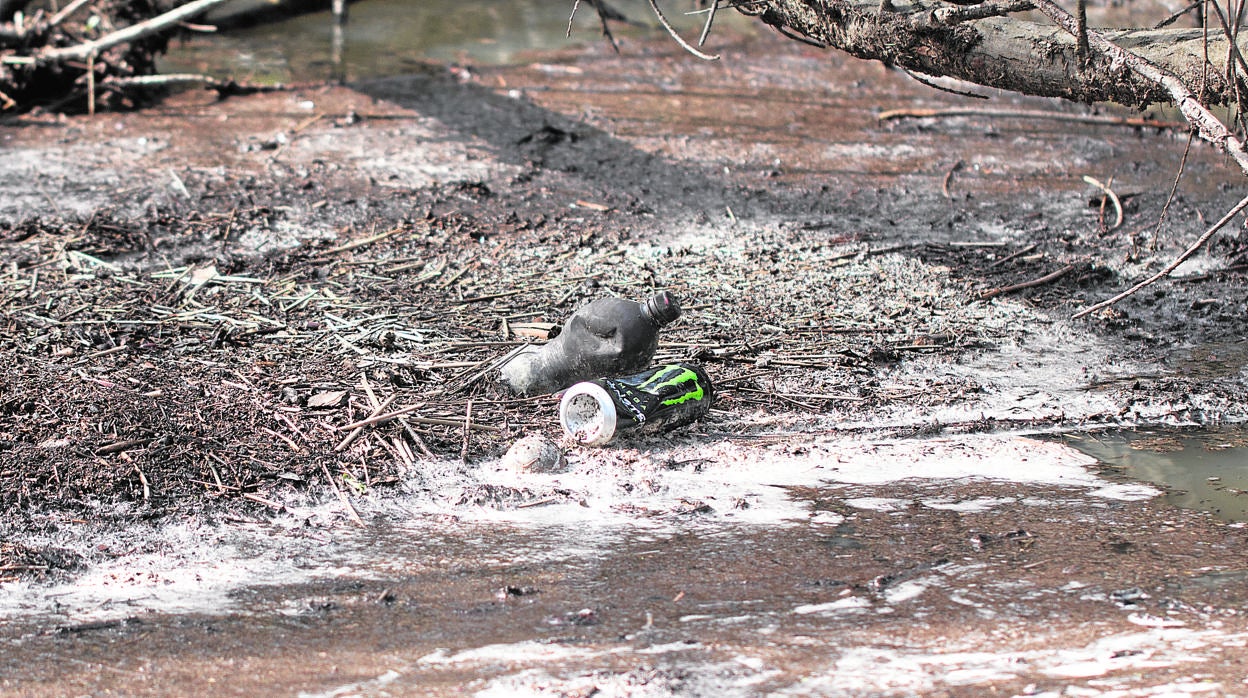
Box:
[559,363,714,446]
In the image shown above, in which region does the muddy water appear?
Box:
[5,432,1248,695]
[1064,427,1248,522]
[164,0,756,81]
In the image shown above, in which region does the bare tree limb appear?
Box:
[1030,0,1248,177]
[37,0,231,64]
[752,0,1248,106]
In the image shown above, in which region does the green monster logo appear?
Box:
[638,365,705,406]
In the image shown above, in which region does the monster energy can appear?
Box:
[559,363,714,446]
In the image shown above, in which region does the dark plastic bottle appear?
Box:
[498,291,681,396]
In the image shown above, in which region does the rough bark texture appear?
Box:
[751,0,1241,106]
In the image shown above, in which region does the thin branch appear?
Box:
[1154,0,1201,29]
[900,69,989,99]
[47,0,91,27]
[1073,193,1248,318]
[698,0,718,46]
[878,106,1183,129]
[1082,175,1123,230]
[568,0,581,37]
[1144,130,1195,255]
[647,0,720,60]
[569,0,623,52]
[773,23,826,47]
[979,264,1075,299]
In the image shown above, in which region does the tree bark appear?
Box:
[750,0,1240,107]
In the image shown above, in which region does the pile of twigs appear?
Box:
[0,0,231,113]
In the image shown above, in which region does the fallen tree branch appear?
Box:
[1021,0,1248,316]
[752,0,1246,106]
[37,0,231,64]
[1029,0,1248,177]
[878,106,1183,129]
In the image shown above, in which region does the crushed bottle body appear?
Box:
[498,292,680,396]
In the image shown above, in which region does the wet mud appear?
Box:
[3,16,1248,697]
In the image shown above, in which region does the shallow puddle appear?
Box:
[164,0,756,81]
[1062,427,1248,522]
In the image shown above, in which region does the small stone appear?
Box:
[500,434,565,473]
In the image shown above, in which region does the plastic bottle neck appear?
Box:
[641,291,681,327]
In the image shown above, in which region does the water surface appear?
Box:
[164,0,752,81]
[1063,428,1248,522]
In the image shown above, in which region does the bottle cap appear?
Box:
[643,291,681,327]
[560,382,618,446]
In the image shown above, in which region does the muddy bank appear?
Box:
[2,33,1246,517]
[3,23,1248,697]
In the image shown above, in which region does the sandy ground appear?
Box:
[3,24,1248,697]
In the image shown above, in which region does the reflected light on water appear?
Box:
[162,0,751,82]
[1062,428,1248,522]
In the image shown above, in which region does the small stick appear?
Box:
[242,492,286,510]
[979,264,1075,299]
[207,460,226,494]
[335,393,398,452]
[397,417,436,458]
[260,426,303,453]
[94,438,151,456]
[319,225,403,256]
[1074,192,1248,318]
[272,411,311,445]
[987,243,1039,268]
[359,372,380,409]
[134,464,150,501]
[391,435,414,467]
[1082,175,1123,230]
[321,461,365,527]
[942,160,963,198]
[567,0,582,36]
[82,344,128,360]
[698,0,718,46]
[86,51,94,116]
[48,0,93,27]
[460,399,473,462]
[437,264,473,289]
[338,401,420,431]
